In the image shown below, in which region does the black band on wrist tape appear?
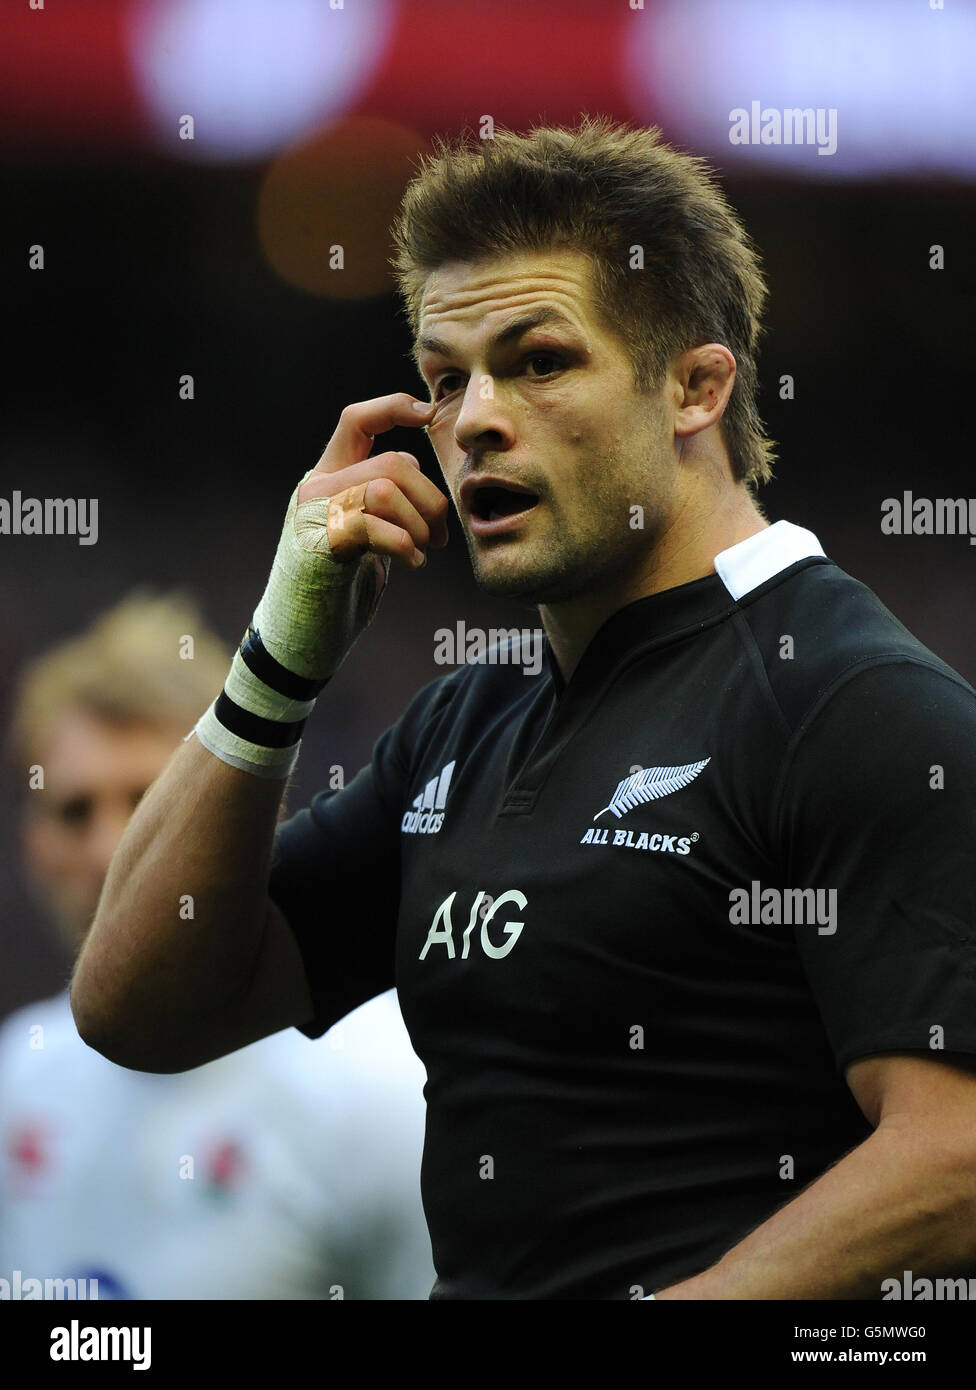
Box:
[239,628,330,700]
[214,690,307,749]
[239,627,330,701]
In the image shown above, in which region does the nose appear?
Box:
[85,803,131,881]
[453,374,516,455]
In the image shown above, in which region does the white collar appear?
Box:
[713,520,826,601]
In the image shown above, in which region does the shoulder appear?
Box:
[350,654,551,792]
[425,639,548,710]
[739,556,975,735]
[382,659,532,753]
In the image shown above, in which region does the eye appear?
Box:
[433,373,465,400]
[55,795,93,827]
[524,353,563,377]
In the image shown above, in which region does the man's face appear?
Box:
[21,708,185,953]
[416,248,677,606]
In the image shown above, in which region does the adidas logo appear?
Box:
[401,760,455,835]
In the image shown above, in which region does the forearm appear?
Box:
[655,1119,976,1299]
[71,395,443,1069]
[71,734,286,1063]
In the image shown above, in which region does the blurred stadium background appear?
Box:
[2,0,974,1020]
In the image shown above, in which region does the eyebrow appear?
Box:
[413,307,578,370]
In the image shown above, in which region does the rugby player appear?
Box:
[71,119,976,1298]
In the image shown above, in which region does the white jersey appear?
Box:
[0,989,434,1300]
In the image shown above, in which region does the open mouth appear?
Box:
[470,485,539,523]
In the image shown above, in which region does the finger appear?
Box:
[361,476,435,551]
[367,456,450,549]
[356,510,426,570]
[325,478,433,559]
[301,452,450,547]
[313,394,435,475]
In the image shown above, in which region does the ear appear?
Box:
[671,344,736,439]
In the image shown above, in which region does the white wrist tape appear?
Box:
[253,475,389,681]
[191,475,388,778]
[191,642,318,779]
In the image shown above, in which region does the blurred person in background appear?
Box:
[0,592,434,1299]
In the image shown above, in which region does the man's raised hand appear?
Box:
[299,393,449,571]
[191,394,447,780]
[238,393,449,697]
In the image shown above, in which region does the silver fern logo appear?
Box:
[594,760,711,821]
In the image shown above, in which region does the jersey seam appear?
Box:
[731,553,833,609]
[729,609,793,741]
[572,557,834,713]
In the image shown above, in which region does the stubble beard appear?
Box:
[466,527,619,605]
[465,474,657,607]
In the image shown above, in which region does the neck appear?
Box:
[540,488,767,683]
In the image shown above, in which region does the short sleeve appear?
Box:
[776,659,976,1071]
[269,671,463,1040]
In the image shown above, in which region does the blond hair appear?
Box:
[10,591,230,769]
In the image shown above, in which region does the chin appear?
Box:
[466,527,619,605]
[471,559,590,606]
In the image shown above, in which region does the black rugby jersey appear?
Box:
[268,521,976,1299]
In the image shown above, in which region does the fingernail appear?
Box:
[413,548,426,568]
[412,400,433,413]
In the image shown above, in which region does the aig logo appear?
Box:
[418,889,526,961]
